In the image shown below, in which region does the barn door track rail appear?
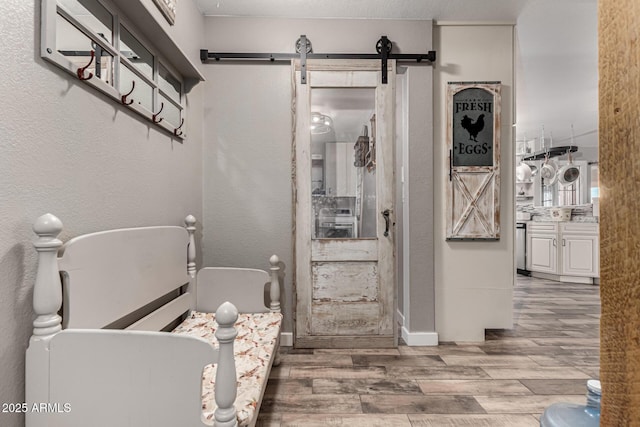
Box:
[200,35,436,84]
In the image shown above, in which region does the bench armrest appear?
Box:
[196,255,280,314]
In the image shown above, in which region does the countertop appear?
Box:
[516,203,598,223]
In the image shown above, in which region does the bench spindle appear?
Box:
[269,255,281,313]
[31,213,64,339]
[185,215,197,278]
[213,301,239,427]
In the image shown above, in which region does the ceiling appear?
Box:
[194,0,599,153]
[193,0,532,21]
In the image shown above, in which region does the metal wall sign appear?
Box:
[452,87,495,167]
[446,82,501,241]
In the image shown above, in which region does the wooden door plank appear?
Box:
[311,239,378,261]
[311,302,381,335]
[294,70,313,339]
[295,336,395,349]
[375,63,397,337]
[312,262,378,303]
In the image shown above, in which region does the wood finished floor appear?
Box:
[258,275,600,426]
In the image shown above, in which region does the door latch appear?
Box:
[382,209,392,237]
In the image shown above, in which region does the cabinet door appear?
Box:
[528,233,558,274]
[561,234,599,277]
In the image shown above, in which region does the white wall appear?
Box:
[201,16,434,336]
[201,62,294,327]
[515,0,598,150]
[433,23,515,341]
[397,66,437,344]
[0,2,204,426]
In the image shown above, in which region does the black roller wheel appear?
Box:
[296,37,312,54]
[376,38,392,54]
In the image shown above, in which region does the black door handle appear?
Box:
[382,209,391,237]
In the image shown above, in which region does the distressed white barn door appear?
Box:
[446,82,501,240]
[293,60,396,348]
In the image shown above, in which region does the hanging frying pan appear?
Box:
[557,127,580,186]
[558,151,580,186]
[516,162,532,182]
[540,154,558,186]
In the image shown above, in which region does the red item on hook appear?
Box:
[174,118,184,136]
[77,50,95,81]
[121,80,135,105]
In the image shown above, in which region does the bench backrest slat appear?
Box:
[58,226,190,329]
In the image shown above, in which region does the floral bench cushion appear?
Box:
[172,311,282,426]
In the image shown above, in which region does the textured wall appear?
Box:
[598,0,640,424]
[403,67,436,334]
[201,62,294,329]
[201,17,434,337]
[0,2,204,426]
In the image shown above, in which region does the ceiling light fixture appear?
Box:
[310,112,333,134]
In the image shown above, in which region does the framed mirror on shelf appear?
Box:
[152,0,176,25]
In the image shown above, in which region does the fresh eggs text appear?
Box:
[455,101,493,114]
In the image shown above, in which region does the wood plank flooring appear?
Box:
[258,276,600,426]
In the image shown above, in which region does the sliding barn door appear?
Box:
[293,60,396,348]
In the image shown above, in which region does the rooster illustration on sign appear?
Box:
[460,114,485,142]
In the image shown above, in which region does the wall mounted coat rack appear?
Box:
[200,35,436,84]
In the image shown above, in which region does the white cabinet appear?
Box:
[560,223,599,278]
[527,223,558,274]
[527,222,599,282]
[324,143,357,196]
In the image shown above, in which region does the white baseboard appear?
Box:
[397,309,438,346]
[531,271,595,285]
[401,327,439,346]
[280,332,293,347]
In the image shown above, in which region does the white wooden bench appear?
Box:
[25,213,282,427]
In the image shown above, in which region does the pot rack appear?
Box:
[200,35,436,84]
[521,145,578,161]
